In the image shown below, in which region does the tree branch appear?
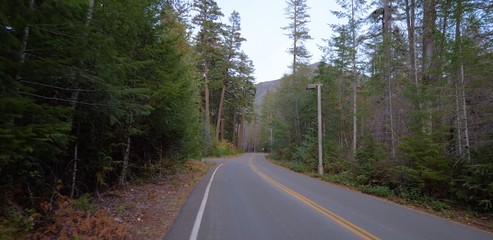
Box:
[20,80,102,92]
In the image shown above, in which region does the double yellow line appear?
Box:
[248,156,380,240]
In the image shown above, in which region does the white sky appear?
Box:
[215,0,342,83]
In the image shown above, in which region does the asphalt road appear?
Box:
[165,153,493,240]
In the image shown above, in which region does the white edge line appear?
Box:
[189,163,224,240]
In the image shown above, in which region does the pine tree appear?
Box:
[329,0,367,160]
[192,0,224,143]
[215,11,245,141]
[282,0,312,75]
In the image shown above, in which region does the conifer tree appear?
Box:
[192,0,224,141]
[215,11,245,141]
[282,0,312,75]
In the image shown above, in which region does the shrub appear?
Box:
[210,141,240,157]
[431,200,451,212]
[359,185,393,197]
[289,162,307,173]
[72,194,98,212]
[399,135,452,198]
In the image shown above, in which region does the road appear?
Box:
[165,153,492,240]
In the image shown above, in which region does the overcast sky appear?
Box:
[215,0,342,83]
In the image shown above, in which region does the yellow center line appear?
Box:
[248,156,381,240]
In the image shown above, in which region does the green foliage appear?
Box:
[1,207,38,237]
[210,141,240,157]
[289,162,308,173]
[355,136,388,181]
[283,0,312,70]
[72,194,98,212]
[322,171,357,187]
[0,0,210,226]
[430,200,451,212]
[399,135,453,198]
[452,143,493,212]
[359,185,393,198]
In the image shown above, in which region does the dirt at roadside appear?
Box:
[97,160,211,240]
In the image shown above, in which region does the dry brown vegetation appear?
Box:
[20,160,210,240]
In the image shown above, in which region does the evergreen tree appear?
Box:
[282,0,312,75]
[215,11,245,141]
[192,0,224,145]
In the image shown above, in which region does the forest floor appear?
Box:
[23,160,212,240]
[96,160,212,240]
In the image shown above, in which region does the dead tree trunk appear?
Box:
[119,136,131,186]
[454,0,471,162]
[351,0,358,161]
[70,142,79,198]
[16,0,35,80]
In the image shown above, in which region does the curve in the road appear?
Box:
[249,156,381,240]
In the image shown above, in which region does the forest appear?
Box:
[0,0,255,234]
[258,0,493,214]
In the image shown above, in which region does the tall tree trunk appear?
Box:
[204,63,211,132]
[232,111,237,146]
[422,0,437,134]
[240,108,248,150]
[405,0,419,98]
[295,100,301,140]
[253,115,257,152]
[70,142,79,198]
[86,0,94,24]
[459,64,470,162]
[351,0,357,160]
[455,0,470,162]
[383,0,396,160]
[16,0,35,80]
[119,136,131,186]
[454,74,463,156]
[70,0,95,197]
[292,4,298,76]
[238,108,245,149]
[215,85,226,140]
[221,116,225,141]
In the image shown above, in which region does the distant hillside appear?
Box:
[254,62,320,107]
[254,79,282,107]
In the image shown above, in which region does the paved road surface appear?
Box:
[166,153,492,240]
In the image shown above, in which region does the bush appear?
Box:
[359,185,393,197]
[431,200,451,212]
[452,143,493,213]
[399,135,452,198]
[72,194,98,212]
[210,141,240,157]
[0,207,38,239]
[323,172,356,187]
[289,162,307,173]
[397,187,424,202]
